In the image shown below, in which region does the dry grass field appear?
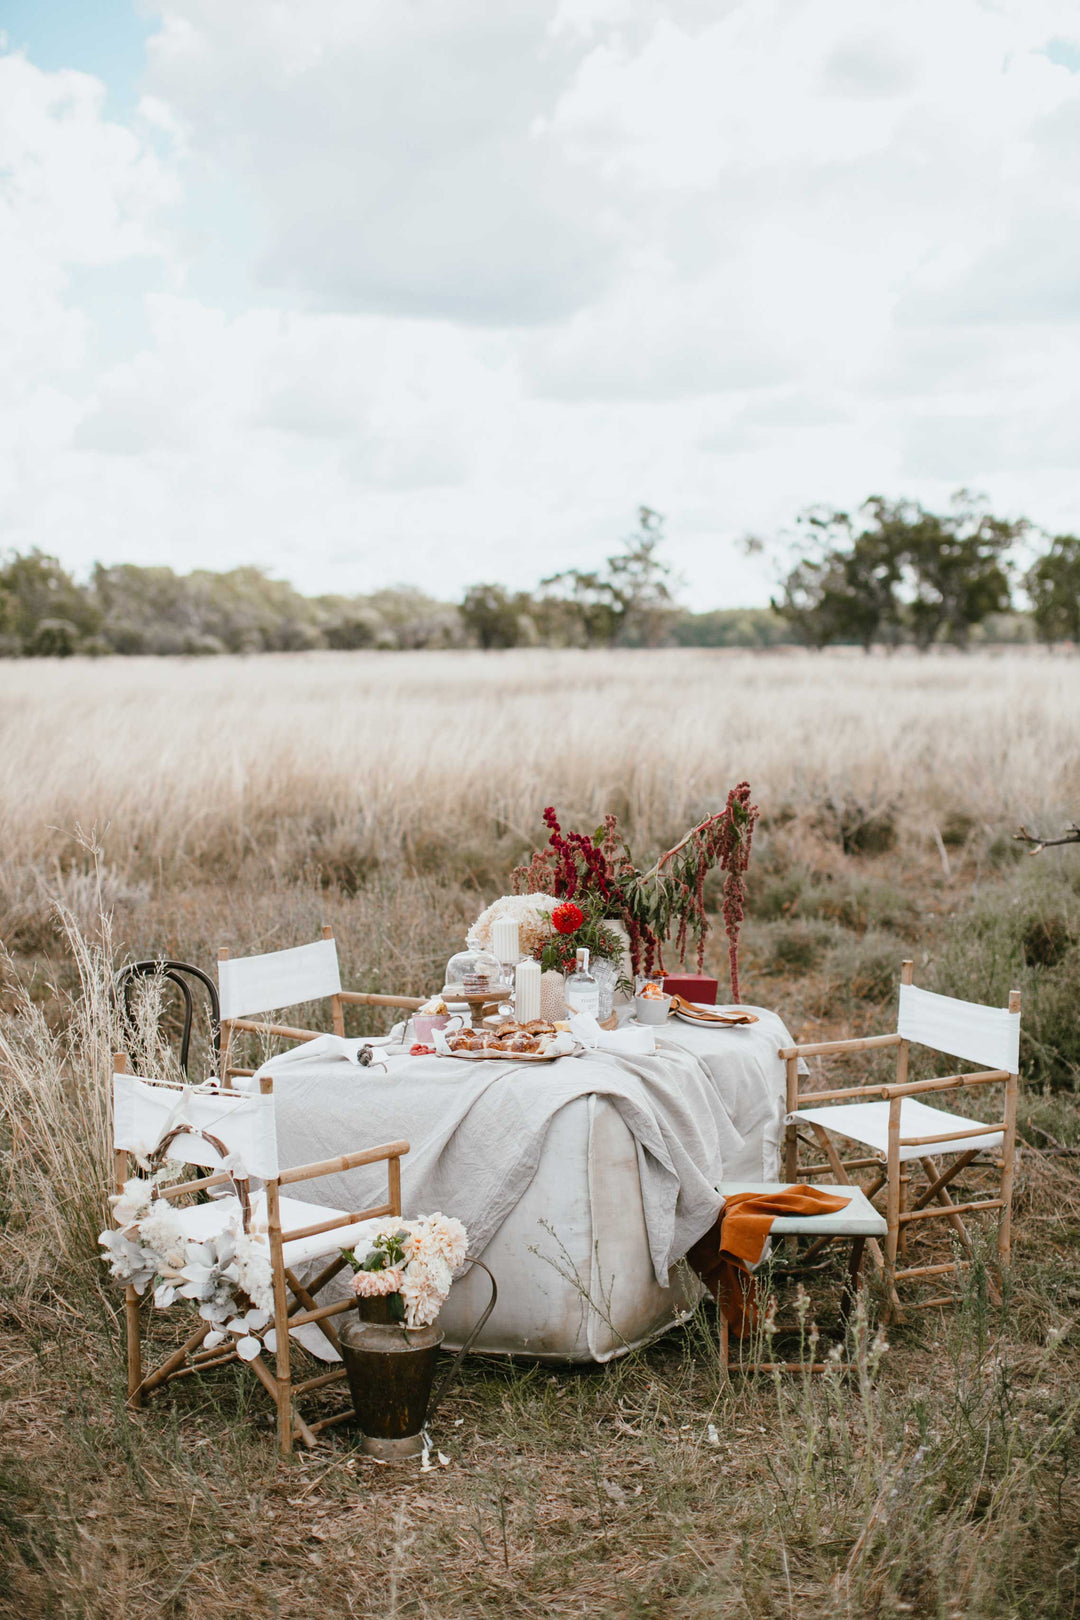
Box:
[2,647,1080,1619]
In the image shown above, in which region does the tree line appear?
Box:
[0,496,1076,658]
[0,509,777,657]
[763,491,1080,651]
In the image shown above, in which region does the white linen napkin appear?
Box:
[569,1014,656,1056]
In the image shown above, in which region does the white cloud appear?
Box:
[4,1,1080,607]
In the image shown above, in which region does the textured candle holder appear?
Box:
[540,970,567,1021]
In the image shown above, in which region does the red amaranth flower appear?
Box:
[552,901,585,935]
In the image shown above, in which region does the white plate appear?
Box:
[673,1004,759,1028]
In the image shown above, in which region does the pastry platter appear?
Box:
[438,1018,576,1063]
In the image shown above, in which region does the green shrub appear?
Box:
[932,868,1080,1088]
[940,809,978,847]
[1021,912,1072,967]
[810,874,918,935]
[814,793,899,856]
[825,930,902,1004]
[766,919,837,973]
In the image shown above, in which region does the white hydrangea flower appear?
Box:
[468,893,557,955]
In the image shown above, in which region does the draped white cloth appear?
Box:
[243,1008,791,1288]
[232,1008,792,1362]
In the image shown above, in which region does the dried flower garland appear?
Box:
[512,786,759,999]
[100,1170,274,1361]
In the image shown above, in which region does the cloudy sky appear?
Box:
[2,0,1080,607]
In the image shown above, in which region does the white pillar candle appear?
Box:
[492,917,520,965]
[515,958,541,1024]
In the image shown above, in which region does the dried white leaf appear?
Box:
[706,1424,720,1447]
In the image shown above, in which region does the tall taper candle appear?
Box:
[492,917,520,967]
[514,958,541,1024]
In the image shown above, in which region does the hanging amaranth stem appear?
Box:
[716,782,758,1002]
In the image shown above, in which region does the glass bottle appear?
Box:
[566,947,600,1021]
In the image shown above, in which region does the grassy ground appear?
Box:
[2,649,1080,1617]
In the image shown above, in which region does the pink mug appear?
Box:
[412,1012,462,1045]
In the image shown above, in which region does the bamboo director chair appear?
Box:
[781,961,1021,1320]
[217,926,424,1083]
[109,1054,409,1454]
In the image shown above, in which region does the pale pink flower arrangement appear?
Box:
[351,1265,405,1298]
[344,1213,467,1329]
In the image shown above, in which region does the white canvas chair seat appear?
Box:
[797,1099,1004,1162]
[173,1192,385,1268]
[718,1181,887,1241]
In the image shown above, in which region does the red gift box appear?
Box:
[662,973,718,1004]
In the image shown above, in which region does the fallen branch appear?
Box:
[1013,822,1080,855]
[1026,1123,1080,1157]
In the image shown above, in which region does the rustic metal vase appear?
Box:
[339,1259,497,1463]
[339,1296,444,1461]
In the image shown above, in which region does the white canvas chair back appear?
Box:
[897,982,1020,1073]
[113,1070,279,1180]
[218,938,342,1022]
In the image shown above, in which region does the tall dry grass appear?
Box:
[1,648,1077,887]
[2,650,1080,1616]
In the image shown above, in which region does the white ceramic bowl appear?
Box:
[634,993,672,1026]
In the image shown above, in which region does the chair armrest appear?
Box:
[793,1067,1009,1108]
[277,1139,411,1187]
[225,1018,322,1042]
[887,1068,1008,1099]
[778,1033,902,1060]
[280,1202,398,1243]
[338,990,425,1010]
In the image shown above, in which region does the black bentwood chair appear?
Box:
[114,959,221,1080]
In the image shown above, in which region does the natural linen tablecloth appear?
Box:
[246,1005,794,1289]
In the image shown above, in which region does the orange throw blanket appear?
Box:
[686,1185,852,1337]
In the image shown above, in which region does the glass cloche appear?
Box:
[443,946,508,996]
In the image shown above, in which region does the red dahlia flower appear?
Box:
[552,901,585,935]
